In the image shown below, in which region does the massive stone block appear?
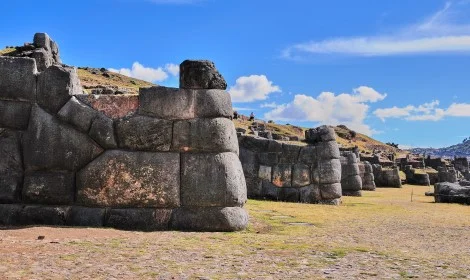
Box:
[0,100,32,130]
[88,114,117,149]
[434,182,470,204]
[181,152,246,207]
[0,204,23,225]
[58,96,100,132]
[67,207,106,227]
[272,164,292,187]
[279,144,301,163]
[319,159,342,184]
[139,87,232,120]
[299,185,321,203]
[23,106,103,171]
[179,60,227,90]
[31,48,54,72]
[316,141,341,160]
[18,206,70,226]
[278,187,300,202]
[116,115,173,152]
[75,94,139,119]
[320,183,342,200]
[299,146,317,165]
[172,118,238,154]
[0,130,23,175]
[105,208,172,231]
[292,164,311,187]
[37,65,82,113]
[77,150,180,208]
[23,172,74,205]
[0,176,22,203]
[0,56,37,101]
[239,148,259,178]
[171,207,248,232]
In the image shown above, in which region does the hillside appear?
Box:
[412,140,470,158]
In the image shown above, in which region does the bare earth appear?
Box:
[1,185,469,279]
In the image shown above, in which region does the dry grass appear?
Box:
[77,68,155,95]
[0,48,16,55]
[1,185,469,279]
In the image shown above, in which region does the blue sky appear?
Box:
[2,0,470,148]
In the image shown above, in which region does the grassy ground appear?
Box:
[1,185,469,279]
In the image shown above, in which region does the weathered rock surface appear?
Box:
[0,176,22,203]
[75,94,138,119]
[181,153,246,207]
[172,118,238,154]
[434,182,470,204]
[0,100,32,130]
[23,172,74,204]
[138,87,232,120]
[23,106,103,171]
[272,164,292,187]
[116,115,173,152]
[0,56,37,101]
[77,150,180,208]
[19,206,70,226]
[37,65,82,113]
[179,60,227,90]
[0,130,23,175]
[58,96,100,132]
[341,153,362,196]
[67,207,106,227]
[106,208,172,231]
[88,114,117,149]
[171,207,248,231]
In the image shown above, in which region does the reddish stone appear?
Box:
[76,94,139,119]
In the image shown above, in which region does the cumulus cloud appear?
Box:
[283,2,470,58]
[260,102,279,108]
[109,61,179,83]
[228,75,281,103]
[165,63,180,76]
[264,86,387,136]
[374,100,470,121]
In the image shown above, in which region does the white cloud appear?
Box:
[109,61,179,83]
[260,102,279,108]
[264,86,387,136]
[374,100,470,121]
[283,2,470,58]
[228,75,281,103]
[165,63,180,76]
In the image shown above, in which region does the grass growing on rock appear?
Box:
[1,186,469,279]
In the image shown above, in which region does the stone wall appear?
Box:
[372,165,402,188]
[358,161,376,191]
[340,152,362,196]
[0,34,247,231]
[404,166,430,186]
[437,166,458,183]
[239,126,342,205]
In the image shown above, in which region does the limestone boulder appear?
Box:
[179,60,227,90]
[0,56,37,101]
[106,208,172,231]
[23,105,103,171]
[116,115,173,152]
[77,150,180,208]
[37,65,82,113]
[170,207,248,231]
[172,118,238,154]
[0,100,32,130]
[23,172,74,205]
[58,96,100,132]
[181,152,246,207]
[89,114,117,149]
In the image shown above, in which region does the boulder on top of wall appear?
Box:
[116,115,173,152]
[88,114,117,149]
[179,60,227,90]
[23,105,103,172]
[33,33,52,52]
[138,86,232,120]
[305,125,336,144]
[77,150,180,208]
[58,96,100,133]
[30,48,54,72]
[171,206,248,232]
[0,56,37,101]
[0,100,32,130]
[23,171,74,205]
[172,118,238,154]
[37,65,82,113]
[181,152,247,207]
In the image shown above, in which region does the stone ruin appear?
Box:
[0,33,248,231]
[434,181,470,205]
[238,126,342,205]
[340,152,363,196]
[372,165,402,188]
[358,161,376,191]
[404,165,431,186]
